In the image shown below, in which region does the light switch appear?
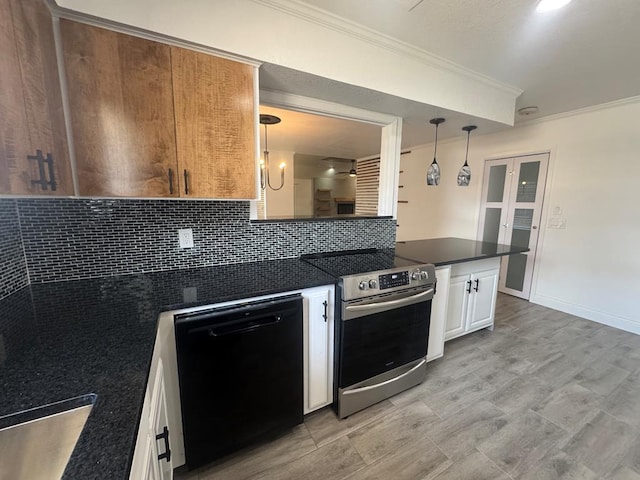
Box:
[548,218,567,229]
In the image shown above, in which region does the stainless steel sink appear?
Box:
[0,395,95,480]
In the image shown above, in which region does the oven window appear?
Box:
[339,300,431,387]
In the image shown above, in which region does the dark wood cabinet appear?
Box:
[61,20,179,197]
[171,47,256,199]
[60,20,257,199]
[0,0,73,195]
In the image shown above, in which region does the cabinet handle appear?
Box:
[27,150,57,191]
[474,279,479,292]
[156,426,171,462]
[28,150,48,191]
[183,169,189,195]
[322,300,328,322]
[466,280,472,294]
[168,169,174,195]
[44,153,57,191]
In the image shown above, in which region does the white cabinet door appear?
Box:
[428,266,450,362]
[303,285,335,414]
[143,434,160,480]
[150,360,173,480]
[445,274,470,341]
[468,269,499,331]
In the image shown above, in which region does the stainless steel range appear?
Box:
[303,249,436,418]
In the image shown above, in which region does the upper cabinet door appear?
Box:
[171,48,256,199]
[61,20,179,197]
[0,0,73,195]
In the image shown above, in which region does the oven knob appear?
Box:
[368,279,378,289]
[358,281,369,290]
[411,271,421,281]
[420,271,429,280]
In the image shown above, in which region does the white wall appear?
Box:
[265,151,295,218]
[398,98,640,334]
[55,0,519,125]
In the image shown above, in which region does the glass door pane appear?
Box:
[486,164,507,202]
[482,208,502,244]
[516,161,540,203]
[511,208,534,248]
[504,208,533,291]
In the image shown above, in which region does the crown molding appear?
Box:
[253,0,522,97]
[515,95,640,127]
[48,0,262,67]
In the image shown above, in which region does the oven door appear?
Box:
[338,286,433,389]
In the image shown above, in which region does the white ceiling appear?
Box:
[259,0,640,156]
[260,106,382,158]
[298,0,640,120]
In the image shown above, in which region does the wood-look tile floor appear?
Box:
[176,294,640,480]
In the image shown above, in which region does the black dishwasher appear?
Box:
[175,294,303,470]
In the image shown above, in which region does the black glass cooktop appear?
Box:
[302,248,422,278]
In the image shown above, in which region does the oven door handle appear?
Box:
[342,359,427,396]
[345,288,434,316]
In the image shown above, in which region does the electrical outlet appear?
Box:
[178,228,194,248]
[183,287,197,303]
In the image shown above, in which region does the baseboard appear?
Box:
[530,294,640,336]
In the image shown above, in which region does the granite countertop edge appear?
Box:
[395,237,530,267]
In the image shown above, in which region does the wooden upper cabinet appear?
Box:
[171,47,256,199]
[0,0,73,195]
[61,20,179,197]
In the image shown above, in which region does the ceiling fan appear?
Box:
[335,159,357,178]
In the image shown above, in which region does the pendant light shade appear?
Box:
[457,125,477,187]
[260,114,285,191]
[426,118,445,186]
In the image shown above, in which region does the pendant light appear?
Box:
[426,118,445,186]
[260,114,285,191]
[457,125,477,187]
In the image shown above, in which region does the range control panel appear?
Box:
[379,271,410,289]
[341,264,436,301]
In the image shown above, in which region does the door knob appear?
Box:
[532,226,538,229]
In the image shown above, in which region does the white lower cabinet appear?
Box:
[130,332,175,480]
[302,285,335,414]
[150,360,172,480]
[427,266,450,362]
[445,258,500,341]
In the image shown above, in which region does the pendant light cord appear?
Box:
[464,130,470,166]
[434,122,439,159]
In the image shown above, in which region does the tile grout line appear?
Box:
[475,447,516,479]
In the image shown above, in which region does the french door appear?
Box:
[477,153,549,300]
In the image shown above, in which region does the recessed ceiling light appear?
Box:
[536,0,573,12]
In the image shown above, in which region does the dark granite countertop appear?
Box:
[395,237,529,266]
[0,259,336,479]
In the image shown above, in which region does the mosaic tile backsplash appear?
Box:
[16,199,396,283]
[0,200,29,299]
